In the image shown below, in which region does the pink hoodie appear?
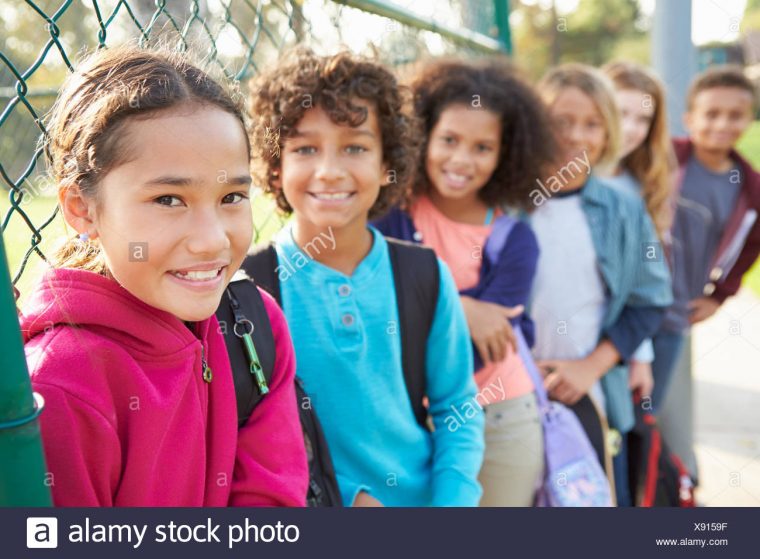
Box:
[20,268,308,507]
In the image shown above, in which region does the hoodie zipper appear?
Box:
[201,345,213,383]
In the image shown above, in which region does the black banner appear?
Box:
[5,507,759,559]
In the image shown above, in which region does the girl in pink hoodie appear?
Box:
[19,46,308,506]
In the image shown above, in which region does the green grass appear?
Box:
[745,258,760,297]
[1,191,286,305]
[1,194,64,304]
[737,122,760,297]
[737,121,760,169]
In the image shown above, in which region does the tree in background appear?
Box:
[512,0,649,79]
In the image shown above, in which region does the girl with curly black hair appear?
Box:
[374,57,558,506]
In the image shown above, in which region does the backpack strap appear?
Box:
[243,239,439,429]
[483,214,518,267]
[294,377,343,507]
[386,238,440,429]
[216,271,277,428]
[513,324,549,415]
[242,246,345,505]
[241,244,282,305]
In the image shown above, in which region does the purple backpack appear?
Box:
[486,216,614,507]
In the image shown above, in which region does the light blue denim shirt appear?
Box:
[604,171,656,363]
[581,175,672,325]
[582,175,672,431]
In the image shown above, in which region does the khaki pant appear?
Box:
[478,392,544,507]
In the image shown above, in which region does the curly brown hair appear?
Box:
[410,57,557,211]
[248,47,419,218]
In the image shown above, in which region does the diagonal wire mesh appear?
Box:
[1,0,505,298]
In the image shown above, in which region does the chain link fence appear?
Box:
[1,0,507,295]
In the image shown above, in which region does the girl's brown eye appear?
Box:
[155,195,183,207]
[222,192,248,204]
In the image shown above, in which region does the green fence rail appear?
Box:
[0,0,509,505]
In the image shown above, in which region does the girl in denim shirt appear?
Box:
[531,64,672,502]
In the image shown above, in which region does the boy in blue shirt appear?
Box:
[246,49,484,507]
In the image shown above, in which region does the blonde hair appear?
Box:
[603,61,676,240]
[45,45,247,273]
[537,63,621,171]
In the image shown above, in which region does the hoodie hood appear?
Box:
[21,267,208,357]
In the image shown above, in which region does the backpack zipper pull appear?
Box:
[241,331,269,395]
[227,286,269,396]
[201,346,213,383]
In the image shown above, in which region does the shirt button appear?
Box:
[341,313,355,327]
[413,231,423,242]
[338,284,351,297]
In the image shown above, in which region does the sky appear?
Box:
[551,0,749,45]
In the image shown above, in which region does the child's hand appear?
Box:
[353,491,384,507]
[628,360,654,398]
[537,340,619,405]
[460,297,524,364]
[537,358,601,405]
[688,296,720,324]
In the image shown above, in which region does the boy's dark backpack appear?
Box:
[217,274,342,507]
[217,238,440,506]
[626,393,695,507]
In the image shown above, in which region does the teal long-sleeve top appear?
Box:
[275,225,484,506]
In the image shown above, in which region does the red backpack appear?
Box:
[626,393,695,507]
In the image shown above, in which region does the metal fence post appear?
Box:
[652,0,696,137]
[0,233,51,506]
[493,0,512,55]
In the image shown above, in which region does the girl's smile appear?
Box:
[425,104,501,204]
[441,169,474,190]
[167,261,228,291]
